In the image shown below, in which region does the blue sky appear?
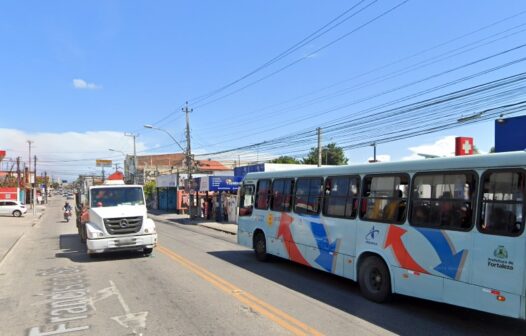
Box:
[1,1,525,179]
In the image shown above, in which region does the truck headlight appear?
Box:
[87,230,104,239]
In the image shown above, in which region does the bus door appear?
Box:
[469,169,525,317]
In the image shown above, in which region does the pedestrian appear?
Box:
[207,197,213,220]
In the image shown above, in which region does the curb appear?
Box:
[197,224,237,235]
[150,215,237,235]
[0,210,45,268]
[0,232,26,269]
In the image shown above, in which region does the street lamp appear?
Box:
[144,124,195,216]
[108,148,126,155]
[143,125,186,152]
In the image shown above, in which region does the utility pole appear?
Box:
[33,155,37,216]
[317,127,322,167]
[183,101,194,216]
[27,140,33,208]
[125,133,138,184]
[44,171,48,204]
[16,157,20,190]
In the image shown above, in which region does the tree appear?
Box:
[269,156,301,164]
[302,143,348,165]
[143,180,156,199]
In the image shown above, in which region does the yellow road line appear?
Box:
[157,245,324,336]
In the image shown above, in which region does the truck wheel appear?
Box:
[13,210,22,217]
[359,256,392,303]
[143,248,153,256]
[254,232,268,262]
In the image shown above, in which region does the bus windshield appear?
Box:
[90,187,145,207]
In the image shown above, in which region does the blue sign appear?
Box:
[196,176,243,192]
[495,115,526,152]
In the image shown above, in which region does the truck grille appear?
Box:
[104,216,143,235]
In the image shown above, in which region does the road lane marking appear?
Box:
[29,266,90,336]
[108,280,148,335]
[157,245,324,336]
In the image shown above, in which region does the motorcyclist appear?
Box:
[64,202,72,222]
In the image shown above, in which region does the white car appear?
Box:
[0,200,27,217]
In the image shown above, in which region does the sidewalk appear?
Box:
[0,204,46,266]
[148,209,238,235]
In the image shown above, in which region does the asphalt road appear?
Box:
[0,198,525,336]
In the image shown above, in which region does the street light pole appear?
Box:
[125,133,138,184]
[27,140,33,209]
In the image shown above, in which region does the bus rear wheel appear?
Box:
[254,232,268,262]
[359,256,392,303]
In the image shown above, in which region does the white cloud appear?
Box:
[402,136,457,161]
[0,128,146,180]
[72,78,101,90]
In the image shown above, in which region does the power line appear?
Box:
[193,0,410,109]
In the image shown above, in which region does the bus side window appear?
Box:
[294,177,323,215]
[271,179,294,212]
[360,174,408,224]
[479,169,525,236]
[239,184,254,216]
[324,175,359,219]
[255,179,271,210]
[410,172,476,230]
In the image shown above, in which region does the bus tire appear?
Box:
[359,256,392,303]
[254,232,268,262]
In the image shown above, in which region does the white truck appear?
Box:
[78,180,157,257]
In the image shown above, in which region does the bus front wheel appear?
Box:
[254,232,268,262]
[358,256,392,303]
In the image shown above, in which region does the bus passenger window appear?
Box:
[238,184,254,217]
[294,177,323,215]
[410,172,476,230]
[479,170,525,236]
[271,179,294,212]
[361,174,408,224]
[323,176,359,219]
[255,179,271,210]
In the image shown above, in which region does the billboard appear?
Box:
[96,159,113,167]
[495,115,526,153]
[197,176,243,192]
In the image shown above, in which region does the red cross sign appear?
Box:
[455,137,474,156]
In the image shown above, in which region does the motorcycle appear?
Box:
[64,210,71,222]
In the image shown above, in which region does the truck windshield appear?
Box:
[90,187,145,207]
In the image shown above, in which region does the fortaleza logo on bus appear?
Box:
[488,245,514,271]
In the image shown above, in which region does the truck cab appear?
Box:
[80,180,157,256]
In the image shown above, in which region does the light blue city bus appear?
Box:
[237,151,526,319]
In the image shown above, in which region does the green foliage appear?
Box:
[269,156,301,164]
[144,180,156,199]
[302,143,348,165]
